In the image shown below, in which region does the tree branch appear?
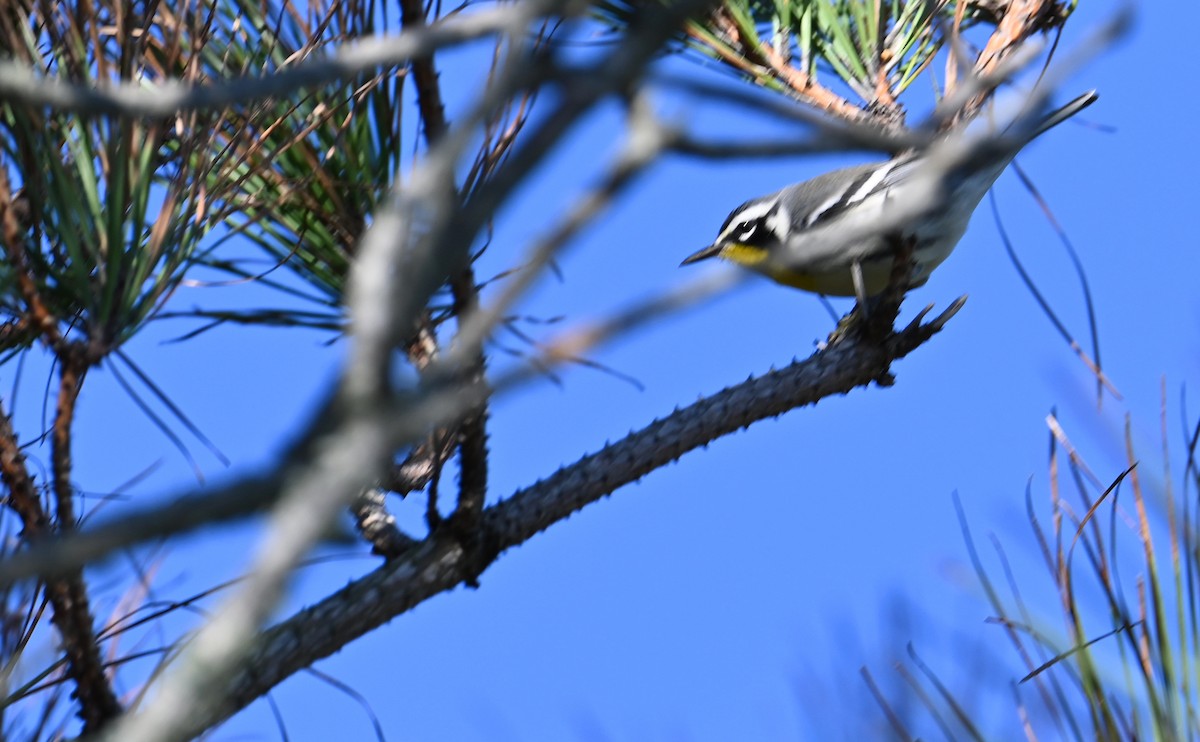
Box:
[92,3,720,739]
[0,400,120,732]
[202,293,963,735]
[0,169,66,353]
[0,0,567,117]
[349,489,420,558]
[52,344,86,528]
[398,0,491,535]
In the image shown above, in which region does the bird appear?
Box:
[680,91,1098,301]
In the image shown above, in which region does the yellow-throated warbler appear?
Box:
[681,92,1098,298]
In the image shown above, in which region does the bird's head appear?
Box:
[680,196,790,270]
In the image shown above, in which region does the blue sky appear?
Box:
[8,1,1198,739]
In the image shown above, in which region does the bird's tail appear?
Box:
[1029,90,1098,140]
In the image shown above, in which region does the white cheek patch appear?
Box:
[764,203,790,242]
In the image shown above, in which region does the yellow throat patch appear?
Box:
[720,242,826,294]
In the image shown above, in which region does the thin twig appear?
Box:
[0,169,66,353]
[398,0,492,536]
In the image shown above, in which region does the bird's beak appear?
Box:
[680,243,722,266]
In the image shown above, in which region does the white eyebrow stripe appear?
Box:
[716,201,775,242]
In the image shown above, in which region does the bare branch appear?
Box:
[446,92,674,373]
[51,345,86,528]
[94,2,720,739]
[203,291,964,735]
[0,1,569,117]
[350,489,419,559]
[397,0,492,533]
[0,39,1101,589]
[0,170,66,353]
[0,271,734,586]
[0,2,1127,737]
[0,399,120,732]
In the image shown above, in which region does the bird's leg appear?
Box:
[861,234,917,343]
[851,259,868,311]
[822,260,870,347]
[825,239,916,347]
[876,235,916,317]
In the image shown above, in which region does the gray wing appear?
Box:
[783,92,1098,235]
[780,156,922,233]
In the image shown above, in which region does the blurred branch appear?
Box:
[0,36,1075,586]
[0,2,1124,737]
[383,435,458,496]
[350,489,419,558]
[0,252,961,738]
[952,1,1119,125]
[93,2,720,739]
[701,6,869,123]
[449,94,671,360]
[0,272,735,586]
[401,0,451,143]
[0,2,570,117]
[397,0,491,536]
